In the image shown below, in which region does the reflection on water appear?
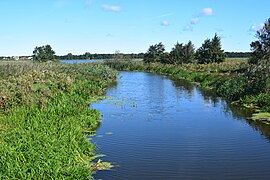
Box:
[91,72,270,180]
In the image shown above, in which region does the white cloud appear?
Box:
[102,5,121,12]
[161,20,170,26]
[200,8,213,16]
[190,18,199,25]
[249,23,264,32]
[183,25,193,32]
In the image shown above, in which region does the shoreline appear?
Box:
[104,60,270,123]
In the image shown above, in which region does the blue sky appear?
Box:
[0,0,269,56]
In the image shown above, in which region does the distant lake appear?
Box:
[61,59,104,64]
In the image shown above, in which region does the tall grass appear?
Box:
[0,62,117,179]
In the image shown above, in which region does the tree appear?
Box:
[170,42,184,64]
[66,53,73,60]
[160,52,171,64]
[168,41,195,64]
[210,34,226,63]
[84,52,91,59]
[246,18,270,94]
[182,41,196,63]
[196,39,212,64]
[196,34,226,64]
[33,45,56,62]
[249,18,270,64]
[144,42,165,63]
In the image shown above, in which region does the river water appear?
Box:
[91,71,270,180]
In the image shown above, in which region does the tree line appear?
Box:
[0,51,251,61]
[56,52,145,60]
[225,52,251,58]
[144,34,226,64]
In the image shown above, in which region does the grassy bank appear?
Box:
[105,60,270,114]
[0,62,117,179]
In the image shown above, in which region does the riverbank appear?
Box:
[0,62,117,179]
[105,60,270,119]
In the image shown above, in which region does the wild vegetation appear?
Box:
[0,62,117,179]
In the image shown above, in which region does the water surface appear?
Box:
[61,59,104,64]
[92,71,270,180]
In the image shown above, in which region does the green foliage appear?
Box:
[183,41,196,63]
[249,41,265,64]
[245,60,270,95]
[241,93,270,111]
[143,42,165,63]
[0,62,117,179]
[196,39,212,64]
[249,18,270,64]
[216,77,247,101]
[170,41,195,64]
[33,45,56,62]
[196,34,226,64]
[252,112,270,123]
